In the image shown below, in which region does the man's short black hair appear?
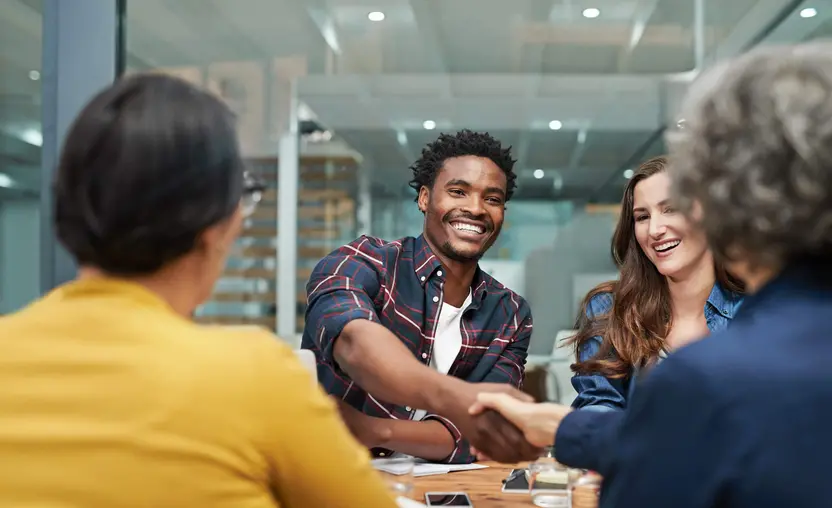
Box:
[54,73,245,275]
[408,129,517,201]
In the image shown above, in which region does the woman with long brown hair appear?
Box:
[467,155,744,472]
[566,155,744,413]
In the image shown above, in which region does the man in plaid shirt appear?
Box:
[302,130,539,464]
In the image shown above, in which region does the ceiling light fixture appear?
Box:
[29,70,40,81]
[533,169,545,179]
[623,169,634,179]
[0,173,14,188]
[548,120,563,130]
[368,11,385,21]
[20,129,42,147]
[800,7,817,18]
[582,7,601,18]
[422,120,436,130]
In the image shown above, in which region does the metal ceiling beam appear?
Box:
[515,135,531,170]
[510,0,558,169]
[394,129,418,165]
[298,73,664,128]
[407,0,452,99]
[407,0,448,73]
[616,0,661,72]
[567,128,589,170]
[302,4,344,56]
[709,0,803,62]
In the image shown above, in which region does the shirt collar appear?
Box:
[706,281,743,319]
[412,234,489,302]
[413,234,443,284]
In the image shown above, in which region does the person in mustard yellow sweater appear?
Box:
[0,73,396,508]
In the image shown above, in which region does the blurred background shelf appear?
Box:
[194,154,359,332]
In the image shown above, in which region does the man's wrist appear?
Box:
[428,376,469,416]
[371,417,394,448]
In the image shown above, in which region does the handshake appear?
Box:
[462,384,573,463]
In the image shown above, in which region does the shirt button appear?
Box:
[437,270,443,277]
[421,352,427,359]
[405,406,412,412]
[420,276,426,282]
[432,296,439,303]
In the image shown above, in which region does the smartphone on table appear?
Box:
[424,491,474,506]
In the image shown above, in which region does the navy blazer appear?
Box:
[557,263,832,508]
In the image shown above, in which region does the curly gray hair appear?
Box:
[666,41,832,269]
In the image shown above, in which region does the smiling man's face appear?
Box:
[418,155,507,263]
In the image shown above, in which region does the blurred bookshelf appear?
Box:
[194,154,359,333]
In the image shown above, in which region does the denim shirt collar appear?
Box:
[706,282,743,320]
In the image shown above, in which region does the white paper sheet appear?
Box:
[396,497,427,507]
[372,459,489,477]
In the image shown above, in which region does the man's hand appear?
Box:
[469,392,573,449]
[438,382,543,463]
[335,399,392,449]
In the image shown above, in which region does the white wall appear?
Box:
[0,199,40,313]
[523,210,617,355]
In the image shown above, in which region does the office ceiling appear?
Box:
[1,0,829,201]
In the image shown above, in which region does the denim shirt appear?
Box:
[570,283,743,412]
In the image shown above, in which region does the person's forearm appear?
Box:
[378,419,456,462]
[334,319,464,413]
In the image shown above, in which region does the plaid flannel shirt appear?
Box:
[301,234,533,464]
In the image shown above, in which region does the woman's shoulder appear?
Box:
[181,324,304,383]
[586,291,614,319]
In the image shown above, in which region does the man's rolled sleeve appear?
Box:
[305,245,384,364]
[422,414,471,464]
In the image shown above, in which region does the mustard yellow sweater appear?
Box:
[0,278,396,508]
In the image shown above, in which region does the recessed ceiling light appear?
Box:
[368,11,385,21]
[396,130,408,145]
[28,70,40,80]
[0,173,14,188]
[548,120,563,130]
[800,7,817,18]
[422,120,436,130]
[20,128,42,146]
[623,169,634,179]
[533,169,545,179]
[582,7,601,19]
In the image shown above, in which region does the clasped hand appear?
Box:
[467,392,573,461]
[448,383,543,463]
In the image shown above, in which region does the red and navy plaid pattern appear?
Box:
[301,234,533,464]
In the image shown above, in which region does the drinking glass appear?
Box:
[371,455,415,498]
[528,447,572,507]
[571,471,602,508]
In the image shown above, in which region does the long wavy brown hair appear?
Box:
[566,156,744,378]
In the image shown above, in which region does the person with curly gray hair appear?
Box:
[467,41,832,508]
[593,40,832,508]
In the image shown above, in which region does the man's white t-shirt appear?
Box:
[411,290,472,422]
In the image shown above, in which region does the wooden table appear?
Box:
[412,461,532,507]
